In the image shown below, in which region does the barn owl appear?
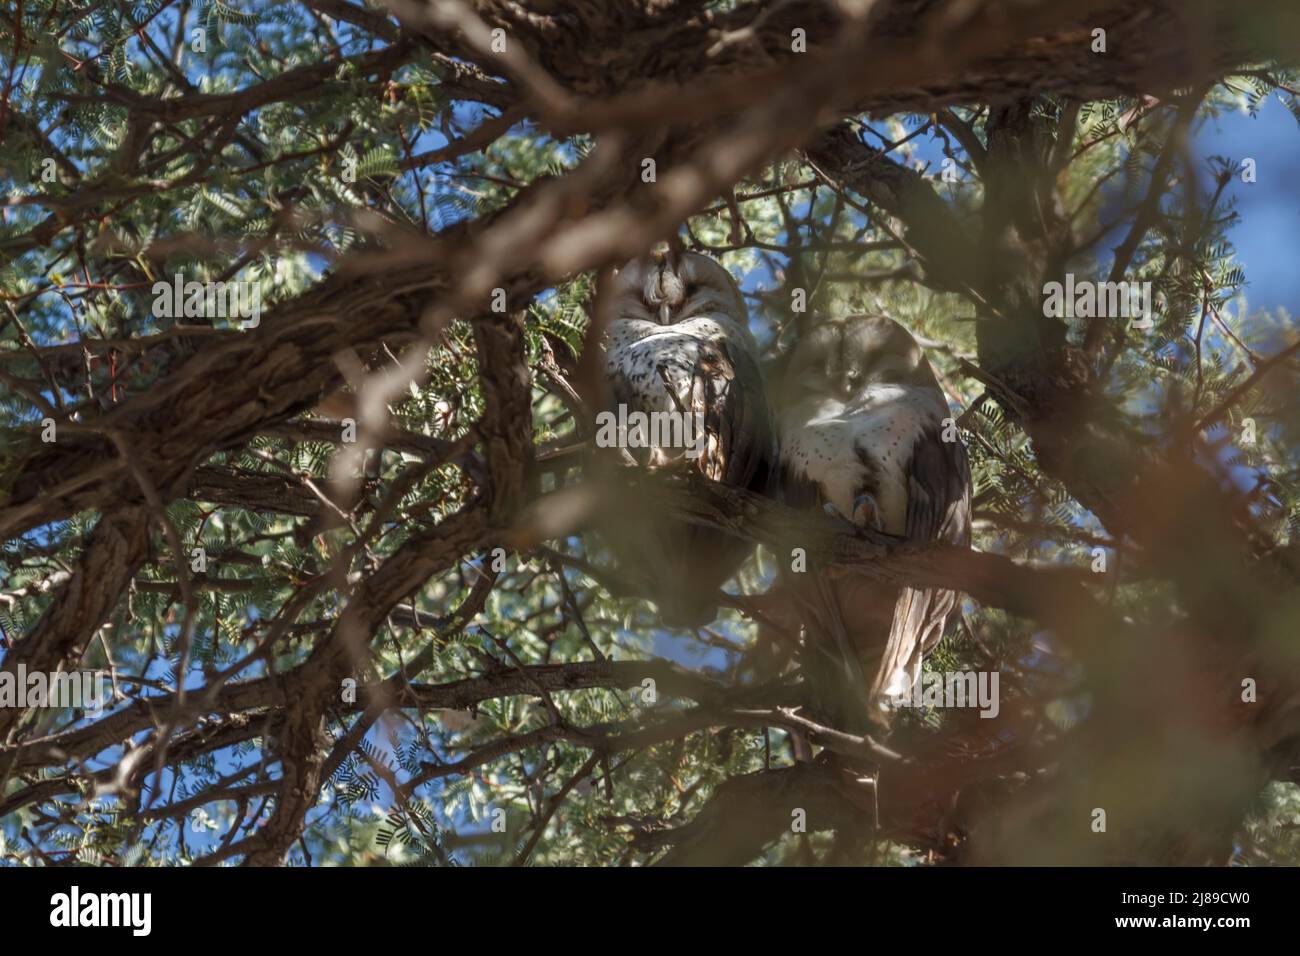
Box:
[595,245,777,627]
[778,315,971,730]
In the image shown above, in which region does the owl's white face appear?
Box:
[611,249,748,327]
[781,315,939,404]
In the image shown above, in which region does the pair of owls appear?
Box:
[597,248,971,727]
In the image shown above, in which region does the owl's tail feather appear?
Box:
[869,585,956,716]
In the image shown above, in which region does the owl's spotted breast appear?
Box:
[779,383,949,534]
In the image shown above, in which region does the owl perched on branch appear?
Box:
[593,245,777,627]
[778,315,971,730]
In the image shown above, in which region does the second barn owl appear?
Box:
[778,315,971,729]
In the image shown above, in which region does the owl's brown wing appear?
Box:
[869,424,972,712]
[778,458,822,512]
[689,338,776,497]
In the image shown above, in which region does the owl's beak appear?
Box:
[648,240,685,324]
[651,239,682,274]
[651,242,673,324]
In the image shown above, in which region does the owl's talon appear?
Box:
[852,494,883,532]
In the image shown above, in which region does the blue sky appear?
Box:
[1193,94,1300,321]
